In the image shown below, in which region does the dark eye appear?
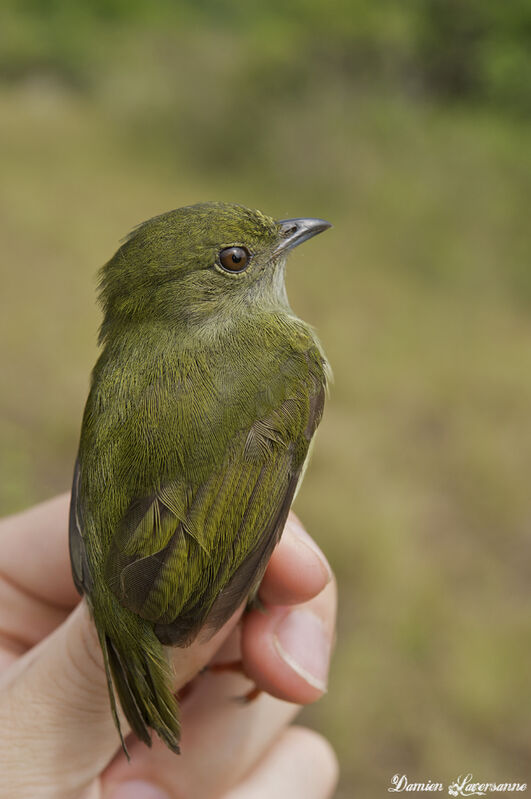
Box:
[218,246,250,273]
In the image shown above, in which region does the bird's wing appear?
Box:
[96,347,326,647]
[69,458,93,597]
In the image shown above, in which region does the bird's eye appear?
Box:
[218,246,250,273]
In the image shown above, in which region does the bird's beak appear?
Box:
[274,217,332,255]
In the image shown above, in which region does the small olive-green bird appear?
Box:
[69,201,331,755]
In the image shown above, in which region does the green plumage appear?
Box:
[69,202,330,755]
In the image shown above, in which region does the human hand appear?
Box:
[0,495,338,798]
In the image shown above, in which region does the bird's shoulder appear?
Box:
[83,312,327,443]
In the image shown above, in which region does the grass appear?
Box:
[1,82,530,796]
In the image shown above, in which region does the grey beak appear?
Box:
[274,217,332,255]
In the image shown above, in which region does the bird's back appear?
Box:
[74,310,328,645]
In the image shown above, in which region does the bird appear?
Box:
[69,201,331,755]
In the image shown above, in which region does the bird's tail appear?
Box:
[93,590,181,758]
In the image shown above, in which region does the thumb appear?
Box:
[0,601,239,799]
[1,602,117,797]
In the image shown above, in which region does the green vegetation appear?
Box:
[1,4,530,796]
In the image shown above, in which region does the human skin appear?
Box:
[0,495,338,799]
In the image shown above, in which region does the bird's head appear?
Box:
[98,202,331,341]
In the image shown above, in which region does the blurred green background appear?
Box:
[1,2,530,796]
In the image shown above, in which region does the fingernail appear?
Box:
[109,781,170,799]
[286,516,332,585]
[273,609,331,692]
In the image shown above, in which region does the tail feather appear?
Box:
[97,628,132,756]
[105,634,151,755]
[96,606,181,757]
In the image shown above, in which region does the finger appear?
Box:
[222,727,339,799]
[0,573,69,671]
[243,578,337,704]
[259,514,331,606]
[0,493,77,610]
[0,601,242,799]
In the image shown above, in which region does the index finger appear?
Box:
[259,514,332,606]
[0,494,78,609]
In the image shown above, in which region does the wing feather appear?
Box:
[103,345,326,646]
